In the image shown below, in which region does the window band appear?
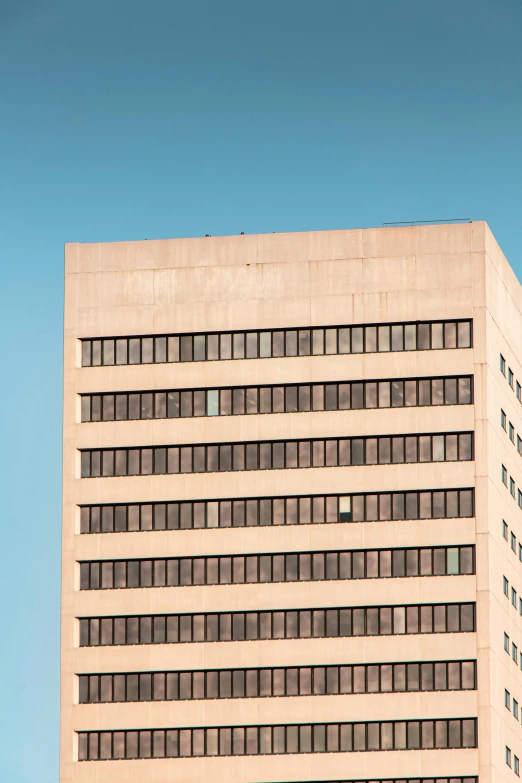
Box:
[77,717,477,760]
[79,659,477,703]
[79,602,476,647]
[81,319,472,367]
[80,432,474,478]
[79,488,474,533]
[79,545,475,591]
[80,375,473,422]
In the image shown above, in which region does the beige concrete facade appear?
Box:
[61,222,522,782]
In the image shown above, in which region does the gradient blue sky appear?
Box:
[0,0,521,779]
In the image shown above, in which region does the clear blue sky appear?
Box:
[0,0,520,779]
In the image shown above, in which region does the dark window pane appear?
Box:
[81,452,91,478]
[273,442,285,468]
[298,385,311,412]
[194,335,206,361]
[285,386,298,412]
[418,323,430,349]
[458,376,472,404]
[245,388,258,414]
[351,327,363,353]
[458,321,471,348]
[365,326,377,352]
[141,337,153,364]
[180,336,193,361]
[445,378,457,404]
[325,328,337,354]
[378,325,390,351]
[154,336,167,363]
[90,340,102,366]
[460,490,473,517]
[81,341,92,367]
[298,330,310,355]
[351,383,363,409]
[90,451,101,477]
[167,336,179,363]
[233,333,245,359]
[219,333,232,359]
[445,322,457,348]
[404,323,416,350]
[338,327,350,353]
[284,330,297,356]
[391,324,404,351]
[432,323,443,349]
[128,338,140,364]
[391,381,404,407]
[379,438,391,464]
[459,433,473,460]
[312,384,324,410]
[312,329,324,355]
[431,378,443,405]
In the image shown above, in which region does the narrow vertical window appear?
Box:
[259,332,272,358]
[81,341,92,366]
[339,497,351,522]
[207,391,219,416]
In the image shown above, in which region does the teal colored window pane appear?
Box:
[447,548,459,575]
[207,390,219,416]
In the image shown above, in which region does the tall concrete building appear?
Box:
[62,222,522,783]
